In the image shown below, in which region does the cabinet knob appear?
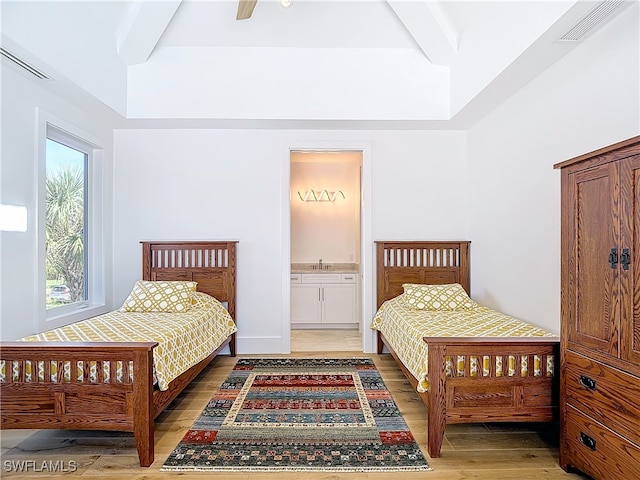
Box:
[609,248,618,269]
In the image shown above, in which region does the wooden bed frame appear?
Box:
[375,241,560,458]
[0,240,237,467]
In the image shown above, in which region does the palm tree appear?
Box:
[46,166,85,304]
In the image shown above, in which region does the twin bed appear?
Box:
[372,241,560,458]
[0,241,238,467]
[1,239,559,466]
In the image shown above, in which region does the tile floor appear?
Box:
[290,328,362,352]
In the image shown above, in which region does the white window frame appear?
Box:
[37,111,109,331]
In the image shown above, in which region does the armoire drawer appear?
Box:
[564,405,640,480]
[564,351,640,446]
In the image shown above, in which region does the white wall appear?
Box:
[113,130,468,353]
[0,66,116,341]
[466,3,640,334]
[127,47,450,121]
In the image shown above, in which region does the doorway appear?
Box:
[289,150,363,351]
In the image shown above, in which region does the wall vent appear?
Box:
[558,0,625,42]
[0,47,50,80]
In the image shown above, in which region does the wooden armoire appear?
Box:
[555,136,640,480]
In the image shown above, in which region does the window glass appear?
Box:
[45,137,88,309]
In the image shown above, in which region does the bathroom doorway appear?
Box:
[289,150,363,351]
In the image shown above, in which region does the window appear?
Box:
[45,134,88,309]
[38,114,110,329]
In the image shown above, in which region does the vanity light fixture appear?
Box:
[298,190,346,202]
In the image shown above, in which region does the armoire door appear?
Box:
[566,161,619,357]
[620,154,640,365]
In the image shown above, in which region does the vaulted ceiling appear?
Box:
[1,0,632,128]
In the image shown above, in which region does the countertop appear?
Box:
[291,263,359,274]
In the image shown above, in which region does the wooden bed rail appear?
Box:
[1,342,157,466]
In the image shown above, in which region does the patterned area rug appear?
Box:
[161,357,430,472]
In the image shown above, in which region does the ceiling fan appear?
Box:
[236,0,292,20]
[236,0,258,20]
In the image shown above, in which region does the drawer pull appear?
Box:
[621,248,631,270]
[579,432,597,451]
[609,248,618,268]
[579,375,596,391]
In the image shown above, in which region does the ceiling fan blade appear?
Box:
[236,0,258,20]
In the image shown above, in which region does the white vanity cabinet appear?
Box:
[290,273,357,327]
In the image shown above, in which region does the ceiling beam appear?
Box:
[117,0,182,66]
[387,0,457,66]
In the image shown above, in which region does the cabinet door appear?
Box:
[565,162,619,356]
[322,284,356,324]
[291,285,322,324]
[620,154,640,364]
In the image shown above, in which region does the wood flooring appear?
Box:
[0,330,589,479]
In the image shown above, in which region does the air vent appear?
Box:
[558,0,625,42]
[0,47,50,80]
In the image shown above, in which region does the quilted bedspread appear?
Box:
[371,295,556,392]
[5,292,237,391]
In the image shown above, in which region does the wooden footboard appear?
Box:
[378,332,560,458]
[0,342,157,466]
[424,336,559,458]
[1,335,234,467]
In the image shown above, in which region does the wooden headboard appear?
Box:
[375,241,470,308]
[141,241,237,320]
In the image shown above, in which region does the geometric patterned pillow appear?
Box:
[401,283,478,310]
[121,280,197,313]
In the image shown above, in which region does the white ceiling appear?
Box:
[0,0,633,129]
[158,1,418,49]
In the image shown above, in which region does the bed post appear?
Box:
[226,241,237,357]
[458,242,471,294]
[427,342,447,458]
[375,242,385,309]
[132,345,155,467]
[141,242,152,281]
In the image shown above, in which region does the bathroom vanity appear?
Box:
[290,263,359,328]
